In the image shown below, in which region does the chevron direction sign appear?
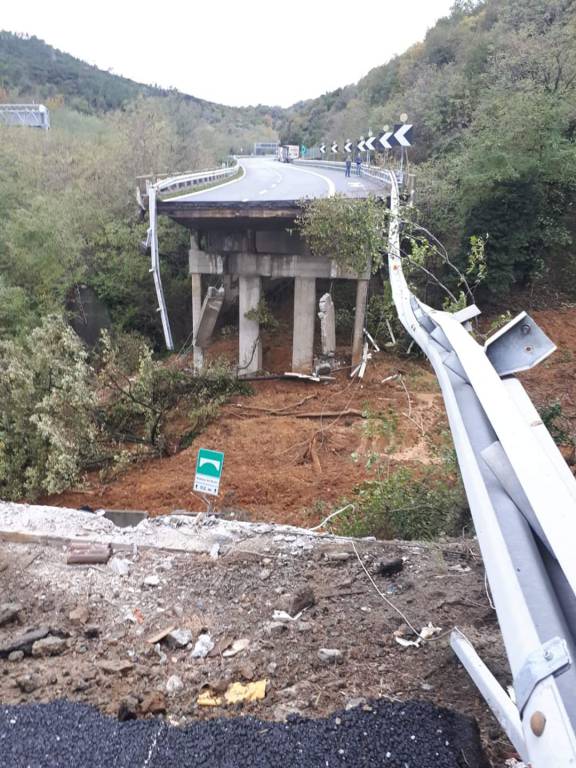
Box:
[379,124,413,149]
[357,138,366,152]
[319,143,326,154]
[331,142,338,153]
[365,135,377,151]
[344,140,353,153]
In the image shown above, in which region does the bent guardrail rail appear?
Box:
[386,169,576,766]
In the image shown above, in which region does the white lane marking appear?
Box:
[170,164,246,200]
[287,165,336,197]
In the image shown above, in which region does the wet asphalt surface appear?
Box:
[0,698,487,767]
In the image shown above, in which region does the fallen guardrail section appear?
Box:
[386,170,576,766]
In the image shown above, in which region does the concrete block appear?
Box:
[352,279,370,368]
[318,293,336,356]
[191,274,204,370]
[194,286,225,348]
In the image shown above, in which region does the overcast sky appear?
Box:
[2,0,454,107]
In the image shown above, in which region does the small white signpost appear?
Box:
[193,448,225,496]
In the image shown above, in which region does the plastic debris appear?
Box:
[395,623,442,649]
[224,679,267,704]
[197,689,222,707]
[109,558,131,577]
[272,610,301,623]
[222,638,250,658]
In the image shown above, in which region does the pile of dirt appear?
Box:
[0,533,512,765]
[44,354,448,526]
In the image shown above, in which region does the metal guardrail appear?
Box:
[155,162,240,196]
[293,158,399,189]
[386,169,576,766]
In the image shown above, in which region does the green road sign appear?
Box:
[194,448,225,496]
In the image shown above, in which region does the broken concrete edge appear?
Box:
[0,501,375,557]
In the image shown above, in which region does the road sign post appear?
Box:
[194,448,225,496]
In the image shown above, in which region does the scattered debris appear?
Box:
[140,691,166,715]
[197,689,222,707]
[224,679,267,704]
[166,675,184,696]
[117,696,139,721]
[109,557,131,577]
[67,543,111,565]
[16,673,43,693]
[222,638,250,658]
[318,648,343,664]
[395,623,442,649]
[374,558,404,577]
[0,626,50,658]
[324,551,352,563]
[0,603,23,627]
[209,542,220,560]
[165,628,193,648]
[190,633,214,659]
[146,625,176,645]
[97,659,134,674]
[279,586,315,617]
[69,606,90,625]
[31,636,67,658]
[143,574,160,587]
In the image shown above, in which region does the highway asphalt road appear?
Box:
[0,699,487,767]
[172,157,384,203]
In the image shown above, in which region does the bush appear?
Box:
[297,195,389,276]
[0,316,97,500]
[98,333,249,454]
[335,466,467,540]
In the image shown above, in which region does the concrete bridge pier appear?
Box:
[292,277,316,372]
[239,275,262,376]
[191,273,204,370]
[352,279,370,367]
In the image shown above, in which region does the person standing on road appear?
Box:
[345,155,352,177]
[355,153,362,176]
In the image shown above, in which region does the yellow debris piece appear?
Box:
[197,689,222,707]
[224,679,268,704]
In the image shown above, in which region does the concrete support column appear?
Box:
[239,275,262,376]
[351,279,369,368]
[191,273,204,371]
[292,277,316,372]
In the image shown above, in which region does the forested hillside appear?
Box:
[0,33,280,347]
[280,0,576,298]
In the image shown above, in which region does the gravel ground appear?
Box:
[0,698,488,768]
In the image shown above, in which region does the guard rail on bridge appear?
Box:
[137,160,240,210]
[386,169,576,767]
[292,158,414,194]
